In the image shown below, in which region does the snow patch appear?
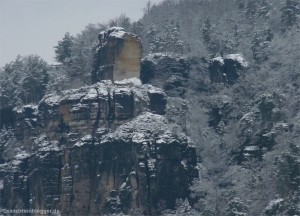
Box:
[265,198,284,211]
[148,86,165,97]
[13,106,24,114]
[44,95,61,106]
[70,104,89,112]
[63,93,86,102]
[132,132,148,144]
[74,134,93,147]
[225,54,248,67]
[109,30,126,39]
[108,26,125,32]
[244,146,260,152]
[211,56,224,65]
[15,152,30,160]
[114,77,142,86]
[81,88,98,101]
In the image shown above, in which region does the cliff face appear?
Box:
[140,53,190,97]
[0,80,198,215]
[92,27,142,83]
[209,54,248,85]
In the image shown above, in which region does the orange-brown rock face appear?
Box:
[92,27,142,82]
[1,80,198,215]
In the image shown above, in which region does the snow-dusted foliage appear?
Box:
[0,55,49,106]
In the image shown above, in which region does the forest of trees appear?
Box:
[1,0,298,107]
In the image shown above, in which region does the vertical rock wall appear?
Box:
[92,27,142,83]
[0,80,198,215]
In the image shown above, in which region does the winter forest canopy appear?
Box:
[1,0,300,107]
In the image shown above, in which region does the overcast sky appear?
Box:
[0,0,163,67]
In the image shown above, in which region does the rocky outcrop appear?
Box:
[0,80,198,215]
[235,92,289,163]
[140,53,190,97]
[209,54,248,85]
[92,27,142,83]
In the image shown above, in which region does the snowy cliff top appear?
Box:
[211,56,224,65]
[225,54,248,67]
[142,52,187,64]
[40,78,164,108]
[211,54,248,68]
[107,26,140,41]
[100,112,188,146]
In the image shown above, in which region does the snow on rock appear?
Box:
[13,106,24,114]
[81,88,98,102]
[15,151,30,160]
[101,112,176,144]
[107,26,140,41]
[114,87,131,96]
[108,26,125,33]
[225,54,248,68]
[39,142,60,152]
[156,131,177,145]
[34,134,61,152]
[147,86,166,95]
[209,53,248,84]
[74,134,93,147]
[109,30,127,39]
[142,52,186,64]
[70,104,89,112]
[132,132,149,145]
[265,198,284,215]
[23,104,38,111]
[114,77,142,86]
[211,56,224,65]
[42,94,61,107]
[62,92,86,102]
[244,146,260,152]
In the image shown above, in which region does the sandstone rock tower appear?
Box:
[92,27,142,82]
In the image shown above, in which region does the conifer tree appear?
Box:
[281,0,300,31]
[245,0,258,20]
[54,32,74,64]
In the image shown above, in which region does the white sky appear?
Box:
[0,0,163,67]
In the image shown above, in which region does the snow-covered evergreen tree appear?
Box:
[130,20,143,36]
[281,0,300,31]
[245,0,258,20]
[69,23,106,81]
[165,19,184,53]
[0,55,49,106]
[54,32,74,65]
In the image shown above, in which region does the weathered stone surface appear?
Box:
[0,80,198,215]
[209,54,248,85]
[140,53,190,97]
[234,92,289,163]
[92,27,142,83]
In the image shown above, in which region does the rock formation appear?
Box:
[0,80,198,215]
[140,53,190,97]
[92,27,142,83]
[209,54,248,85]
